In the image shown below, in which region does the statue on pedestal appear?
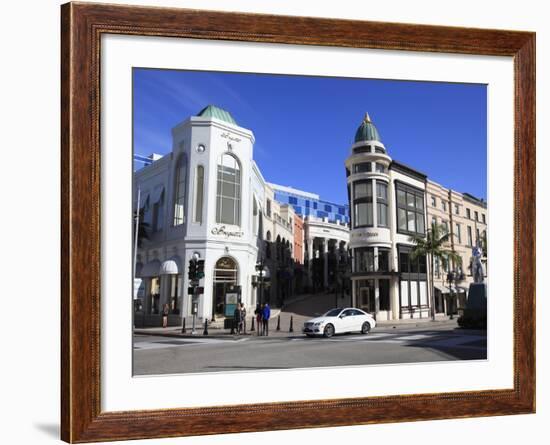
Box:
[470,245,485,283]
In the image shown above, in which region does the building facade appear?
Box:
[345,114,430,321]
[133,105,487,327]
[426,181,488,315]
[133,105,349,327]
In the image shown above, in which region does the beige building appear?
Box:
[426,180,487,316]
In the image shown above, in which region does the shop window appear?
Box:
[173,154,187,226]
[216,153,241,226]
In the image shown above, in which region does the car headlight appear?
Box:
[313,321,323,327]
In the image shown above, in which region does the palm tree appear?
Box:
[410,223,461,321]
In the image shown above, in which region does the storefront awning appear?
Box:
[139,260,160,277]
[160,256,181,275]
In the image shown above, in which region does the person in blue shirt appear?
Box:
[262,303,271,336]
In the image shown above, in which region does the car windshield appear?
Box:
[324,308,343,317]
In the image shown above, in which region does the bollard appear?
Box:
[276,315,281,331]
[289,315,294,333]
[181,317,186,334]
[203,319,209,336]
[250,316,255,332]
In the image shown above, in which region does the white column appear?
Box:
[323,238,329,289]
[374,278,380,318]
[307,238,314,287]
[391,278,400,320]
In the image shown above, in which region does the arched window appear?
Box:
[216,153,241,225]
[193,165,204,223]
[173,155,187,226]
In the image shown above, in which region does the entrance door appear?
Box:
[359,286,374,314]
[212,257,238,318]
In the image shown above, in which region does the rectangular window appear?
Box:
[397,190,407,206]
[482,213,486,224]
[466,208,471,219]
[431,196,436,207]
[467,226,473,246]
[407,210,416,232]
[194,166,204,223]
[375,146,385,154]
[305,200,310,208]
[431,216,437,229]
[353,162,372,173]
[376,182,388,227]
[475,211,479,221]
[396,182,425,235]
[398,208,407,231]
[442,200,447,211]
[399,252,409,273]
[375,163,386,173]
[324,204,332,212]
[266,199,271,217]
[415,195,424,210]
[454,204,459,215]
[355,247,375,272]
[289,196,298,205]
[455,223,461,243]
[442,220,449,234]
[476,228,481,244]
[354,181,372,199]
[378,249,390,272]
[354,202,373,227]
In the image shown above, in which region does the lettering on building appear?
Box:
[211,225,244,238]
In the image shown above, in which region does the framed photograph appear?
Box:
[61,2,535,442]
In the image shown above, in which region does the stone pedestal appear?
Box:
[458,283,487,329]
[466,283,487,311]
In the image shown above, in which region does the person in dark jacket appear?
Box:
[262,303,271,336]
[255,303,263,336]
[233,304,242,335]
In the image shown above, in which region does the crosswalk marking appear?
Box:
[134,332,487,351]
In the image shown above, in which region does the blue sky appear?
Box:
[133,68,487,203]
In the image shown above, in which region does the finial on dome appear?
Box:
[364,112,371,123]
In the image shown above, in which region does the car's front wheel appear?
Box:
[323,324,335,338]
[361,321,371,335]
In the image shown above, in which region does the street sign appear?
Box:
[225,292,239,317]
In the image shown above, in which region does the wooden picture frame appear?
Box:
[61,2,535,442]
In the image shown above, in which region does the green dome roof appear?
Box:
[197,105,237,125]
[354,113,381,143]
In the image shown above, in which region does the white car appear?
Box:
[302,307,376,338]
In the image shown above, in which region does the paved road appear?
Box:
[133,326,487,375]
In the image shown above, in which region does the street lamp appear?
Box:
[255,257,266,306]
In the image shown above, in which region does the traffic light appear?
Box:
[196,260,205,279]
[188,259,197,280]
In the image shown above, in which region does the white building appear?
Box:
[134,105,269,326]
[345,114,430,320]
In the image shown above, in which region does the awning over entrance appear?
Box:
[160,259,179,275]
[139,259,161,277]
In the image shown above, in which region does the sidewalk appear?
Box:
[134,313,459,338]
[134,308,304,339]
